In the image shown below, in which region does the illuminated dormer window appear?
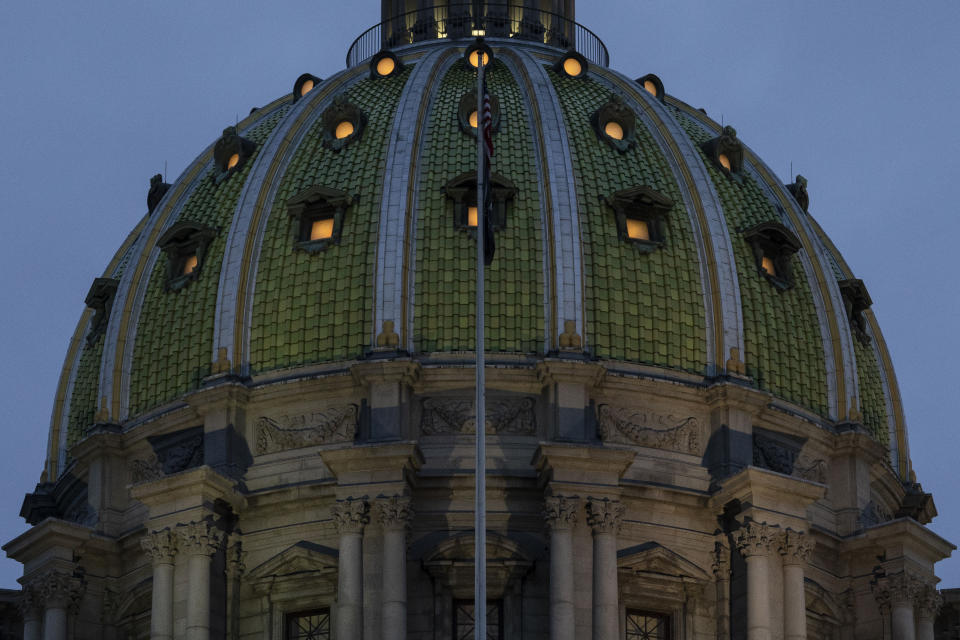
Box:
[458,90,500,138]
[592,95,636,153]
[84,278,118,345]
[287,185,354,254]
[605,185,674,253]
[839,278,873,343]
[321,95,367,152]
[742,222,802,291]
[293,73,322,102]
[465,39,493,69]
[213,126,256,183]
[554,50,588,78]
[701,125,744,176]
[157,221,218,292]
[444,172,516,234]
[636,74,665,102]
[370,51,402,79]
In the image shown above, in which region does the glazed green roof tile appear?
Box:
[65,333,104,451]
[250,67,413,372]
[128,103,291,415]
[550,71,706,372]
[854,334,889,445]
[414,61,544,353]
[669,105,829,414]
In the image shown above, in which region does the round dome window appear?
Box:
[335,121,355,140]
[604,121,624,141]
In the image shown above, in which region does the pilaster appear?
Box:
[535,359,605,442]
[704,381,769,481]
[350,360,420,441]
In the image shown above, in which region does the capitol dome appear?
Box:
[5,3,952,640]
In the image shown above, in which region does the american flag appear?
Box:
[480,77,495,265]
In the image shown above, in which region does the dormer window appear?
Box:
[636,73,665,102]
[213,126,256,183]
[321,95,367,152]
[444,172,517,233]
[591,95,636,153]
[742,222,802,290]
[293,73,322,102]
[84,278,118,345]
[700,125,743,176]
[839,278,873,343]
[458,90,500,138]
[157,221,218,292]
[287,185,354,254]
[604,185,674,253]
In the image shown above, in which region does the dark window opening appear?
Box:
[286,609,331,640]
[625,610,671,640]
[454,599,503,640]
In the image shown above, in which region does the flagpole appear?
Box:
[474,52,487,640]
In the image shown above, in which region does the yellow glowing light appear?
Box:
[467,206,478,227]
[227,153,240,170]
[471,29,486,37]
[643,80,658,97]
[604,121,624,140]
[468,50,490,68]
[563,57,582,77]
[718,153,732,171]
[376,57,396,76]
[761,256,776,277]
[183,255,199,275]
[469,110,478,128]
[300,79,315,96]
[335,121,355,139]
[626,219,650,241]
[310,218,335,241]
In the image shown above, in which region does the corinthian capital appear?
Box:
[916,584,943,619]
[778,529,814,566]
[176,521,224,557]
[376,495,413,532]
[30,570,85,610]
[16,587,40,619]
[543,495,579,532]
[586,497,625,535]
[141,528,177,565]
[873,571,926,607]
[733,521,778,558]
[330,497,370,535]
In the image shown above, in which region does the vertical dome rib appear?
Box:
[512,49,586,350]
[373,48,456,351]
[214,67,368,375]
[592,67,746,375]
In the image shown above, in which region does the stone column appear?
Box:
[35,571,84,640]
[177,521,224,640]
[17,588,42,640]
[873,573,920,640]
[543,495,579,640]
[141,528,178,640]
[734,521,777,640]
[376,495,413,640]
[331,497,370,639]
[916,584,941,640]
[712,536,731,640]
[779,529,813,640]
[586,497,625,640]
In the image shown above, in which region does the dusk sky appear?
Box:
[1,1,958,588]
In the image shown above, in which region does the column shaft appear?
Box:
[186,552,212,640]
[917,616,935,640]
[549,527,575,640]
[22,615,41,640]
[42,606,67,640]
[745,554,771,640]
[382,527,407,640]
[150,562,175,640]
[891,602,915,640]
[782,563,806,640]
[337,531,364,638]
[592,531,619,640]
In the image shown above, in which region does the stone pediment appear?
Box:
[247,541,338,581]
[618,542,710,583]
[422,533,533,599]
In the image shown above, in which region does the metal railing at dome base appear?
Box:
[346,3,609,68]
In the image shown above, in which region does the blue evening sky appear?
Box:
[1,1,958,588]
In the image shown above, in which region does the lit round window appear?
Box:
[227,153,240,170]
[377,57,396,77]
[604,121,624,141]
[468,50,490,68]
[718,153,732,171]
[335,121,355,140]
[643,80,658,97]
[300,79,315,96]
[469,111,478,128]
[563,57,583,77]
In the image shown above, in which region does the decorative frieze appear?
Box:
[586,497,625,535]
[543,495,579,532]
[255,404,359,455]
[376,495,413,532]
[778,529,814,566]
[596,405,701,454]
[330,497,370,535]
[420,396,536,436]
[733,521,778,558]
[752,428,828,483]
[176,521,224,557]
[130,454,165,484]
[141,528,177,565]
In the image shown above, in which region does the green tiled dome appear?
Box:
[48,32,908,477]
